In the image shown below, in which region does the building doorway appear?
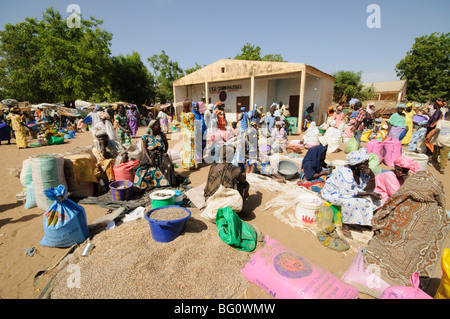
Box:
[236,96,250,121]
[289,95,300,118]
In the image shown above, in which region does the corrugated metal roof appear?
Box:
[363,80,407,93]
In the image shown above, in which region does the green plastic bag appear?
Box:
[47,135,65,145]
[368,153,382,175]
[344,137,359,154]
[215,207,257,252]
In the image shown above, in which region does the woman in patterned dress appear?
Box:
[134,120,179,190]
[7,106,28,149]
[114,104,132,148]
[320,148,382,238]
[180,99,198,170]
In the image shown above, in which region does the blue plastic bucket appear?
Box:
[110,180,133,201]
[145,206,191,243]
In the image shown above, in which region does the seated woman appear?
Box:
[92,129,127,189]
[320,148,382,238]
[387,104,407,141]
[406,120,428,152]
[374,156,420,205]
[363,170,449,288]
[134,120,180,190]
[297,144,332,192]
[204,145,250,202]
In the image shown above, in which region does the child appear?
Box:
[427,111,450,174]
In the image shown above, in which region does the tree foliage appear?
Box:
[234,42,286,62]
[148,50,184,103]
[395,32,450,103]
[0,7,113,107]
[332,70,375,104]
[108,52,154,106]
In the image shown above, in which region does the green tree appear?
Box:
[108,52,154,106]
[184,62,203,75]
[395,32,450,103]
[234,42,286,62]
[332,70,375,104]
[148,50,184,103]
[0,7,112,107]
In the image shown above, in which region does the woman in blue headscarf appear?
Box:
[193,102,207,162]
[297,144,332,192]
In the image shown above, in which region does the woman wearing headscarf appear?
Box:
[204,104,217,135]
[426,100,444,133]
[387,103,407,141]
[127,104,139,138]
[297,144,332,192]
[180,99,197,170]
[406,120,428,152]
[271,120,287,153]
[157,107,169,134]
[331,105,345,129]
[215,102,227,131]
[401,103,416,145]
[204,145,249,202]
[321,148,382,237]
[6,106,28,149]
[192,102,207,162]
[93,111,119,143]
[374,156,420,204]
[92,129,126,185]
[133,120,180,190]
[115,104,132,148]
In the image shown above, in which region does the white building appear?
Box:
[173,59,335,130]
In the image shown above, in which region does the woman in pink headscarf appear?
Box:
[374,156,420,204]
[332,105,345,129]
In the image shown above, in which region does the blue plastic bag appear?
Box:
[40,185,91,248]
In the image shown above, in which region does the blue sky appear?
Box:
[1,0,449,83]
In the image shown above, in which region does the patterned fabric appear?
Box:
[354,109,367,131]
[216,109,226,131]
[364,170,450,287]
[115,114,131,148]
[406,127,427,152]
[133,134,170,189]
[346,148,369,166]
[7,113,27,148]
[204,163,249,200]
[320,166,379,225]
[297,169,326,193]
[180,112,197,169]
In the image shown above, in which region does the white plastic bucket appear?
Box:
[403,152,428,171]
[294,191,322,224]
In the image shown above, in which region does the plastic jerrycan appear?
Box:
[435,248,450,299]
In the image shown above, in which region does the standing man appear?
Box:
[427,111,450,174]
[353,101,368,146]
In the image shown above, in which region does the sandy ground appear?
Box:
[0,125,449,299]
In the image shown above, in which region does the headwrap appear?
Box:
[394,156,420,173]
[98,111,110,120]
[396,103,406,109]
[346,148,369,166]
[405,103,414,109]
[349,98,359,106]
[193,104,207,133]
[208,104,214,111]
[436,100,445,107]
[95,128,108,138]
[337,105,343,111]
[10,106,21,113]
[95,105,101,111]
[240,107,246,111]
[147,119,157,134]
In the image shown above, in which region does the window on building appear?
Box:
[221,67,225,73]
